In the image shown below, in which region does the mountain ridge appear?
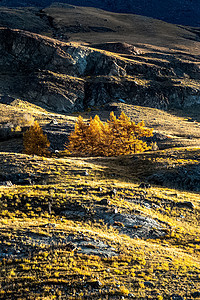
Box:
[0,0,200,26]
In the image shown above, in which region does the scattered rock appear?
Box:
[49,119,58,125]
[62,204,90,220]
[191,291,200,298]
[147,165,200,192]
[139,183,151,189]
[0,230,117,260]
[87,280,102,288]
[46,223,57,228]
[113,208,118,214]
[107,268,110,272]
[176,201,195,210]
[0,172,39,186]
[99,199,111,206]
[143,202,151,209]
[83,171,89,176]
[106,189,117,198]
[179,214,185,218]
[144,281,154,288]
[101,210,166,239]
[171,294,184,300]
[0,180,13,186]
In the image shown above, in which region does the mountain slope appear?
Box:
[0,26,200,113]
[0,0,200,26]
[0,143,199,299]
[1,4,200,51]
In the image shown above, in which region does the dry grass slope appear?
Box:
[0,101,199,299]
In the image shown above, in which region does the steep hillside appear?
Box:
[0,0,200,26]
[0,7,50,34]
[43,4,200,49]
[0,26,200,112]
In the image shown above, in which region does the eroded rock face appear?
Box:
[0,28,200,112]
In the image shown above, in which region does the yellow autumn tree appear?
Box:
[65,112,153,156]
[65,116,89,155]
[23,121,50,156]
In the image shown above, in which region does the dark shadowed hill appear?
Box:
[0,0,200,26]
[1,4,200,52]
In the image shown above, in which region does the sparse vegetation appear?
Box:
[0,149,199,299]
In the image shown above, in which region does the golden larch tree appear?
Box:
[23,121,50,156]
[66,112,153,156]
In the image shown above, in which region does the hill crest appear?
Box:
[0,0,200,26]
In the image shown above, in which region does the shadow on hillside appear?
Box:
[146,163,200,192]
[88,155,200,192]
[138,43,199,60]
[169,105,200,123]
[0,138,23,153]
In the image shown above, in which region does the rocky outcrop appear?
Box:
[90,42,141,55]
[0,27,200,112]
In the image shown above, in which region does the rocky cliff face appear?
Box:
[0,28,200,112]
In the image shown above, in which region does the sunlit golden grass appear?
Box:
[0,101,199,299]
[0,146,199,299]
